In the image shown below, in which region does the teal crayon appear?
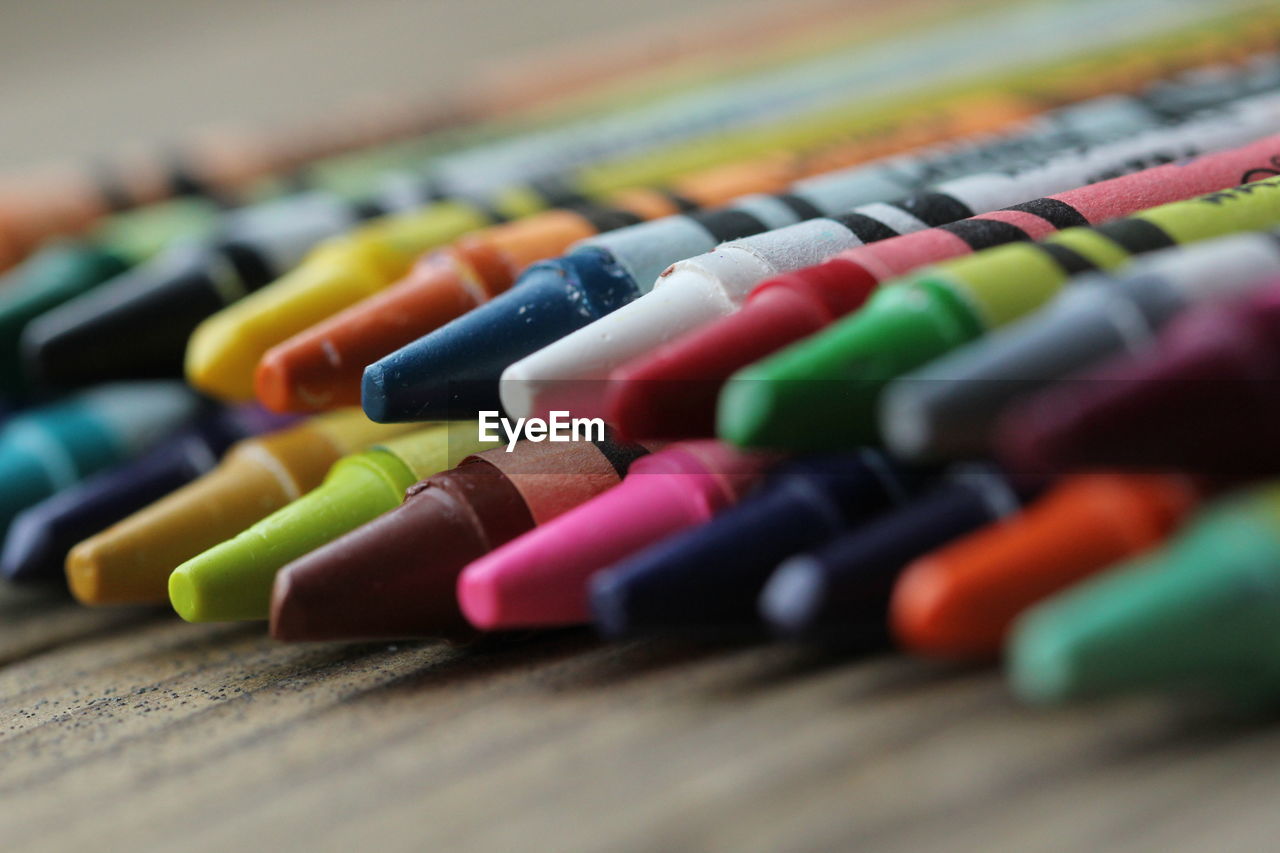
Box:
[0,383,203,540]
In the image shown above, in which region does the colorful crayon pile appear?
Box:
[9,0,1280,713]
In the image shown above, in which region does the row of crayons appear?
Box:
[4,0,1280,709]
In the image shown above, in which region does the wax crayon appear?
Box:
[302,61,1231,416]
[65,409,416,606]
[1,406,298,584]
[587,451,931,637]
[200,2,1267,403]
[457,441,777,629]
[757,466,1030,646]
[169,422,488,622]
[720,167,1280,453]
[0,382,202,541]
[0,196,229,396]
[614,127,1280,441]
[255,90,1033,415]
[999,282,1280,478]
[372,101,1278,426]
[891,475,1199,660]
[23,181,455,389]
[881,230,1280,461]
[212,88,1032,407]
[1009,484,1280,705]
[270,434,654,642]
[503,94,1280,424]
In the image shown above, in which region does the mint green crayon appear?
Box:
[1010,484,1280,707]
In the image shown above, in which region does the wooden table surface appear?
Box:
[3,581,1279,852]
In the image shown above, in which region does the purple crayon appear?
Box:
[1,405,298,583]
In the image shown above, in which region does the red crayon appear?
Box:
[606,134,1280,439]
[270,435,655,642]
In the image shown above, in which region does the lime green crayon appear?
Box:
[168,421,488,622]
[1010,484,1280,707]
[719,172,1280,451]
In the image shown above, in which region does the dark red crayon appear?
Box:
[269,433,654,642]
[998,280,1280,479]
[608,261,874,439]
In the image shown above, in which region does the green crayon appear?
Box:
[1010,484,1280,707]
[168,421,487,623]
[718,172,1280,451]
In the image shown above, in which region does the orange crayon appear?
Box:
[890,474,1200,661]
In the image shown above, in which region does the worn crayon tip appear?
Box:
[361,361,393,422]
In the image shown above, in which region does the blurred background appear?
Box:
[0,0,777,168]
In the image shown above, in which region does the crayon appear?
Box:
[270,434,654,642]
[168,422,488,622]
[255,86,1034,415]
[23,183,449,390]
[205,89,1032,406]
[197,2,1270,402]
[457,441,777,630]
[1008,484,1280,705]
[757,466,1030,646]
[587,451,931,637]
[0,197,227,397]
[998,282,1280,477]
[719,168,1280,453]
[0,406,298,584]
[357,93,1027,422]
[881,230,1280,461]
[370,95,1274,426]
[0,382,202,540]
[502,95,1280,424]
[891,474,1199,660]
[65,409,416,606]
[609,119,1280,441]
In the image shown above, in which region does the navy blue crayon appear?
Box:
[363,249,634,420]
[759,466,1032,646]
[588,451,933,637]
[1,405,298,583]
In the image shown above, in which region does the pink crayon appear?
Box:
[456,441,778,629]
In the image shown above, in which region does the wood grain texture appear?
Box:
[1,581,1278,852]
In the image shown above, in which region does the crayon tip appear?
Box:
[268,568,312,640]
[716,367,793,448]
[168,564,215,623]
[186,313,263,402]
[757,558,827,637]
[455,564,507,630]
[360,361,396,423]
[0,508,59,583]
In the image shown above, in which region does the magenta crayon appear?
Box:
[456,441,778,630]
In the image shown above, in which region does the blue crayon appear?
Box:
[0,382,203,544]
[1,405,297,583]
[589,451,933,637]
[760,466,1033,645]
[363,247,647,421]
